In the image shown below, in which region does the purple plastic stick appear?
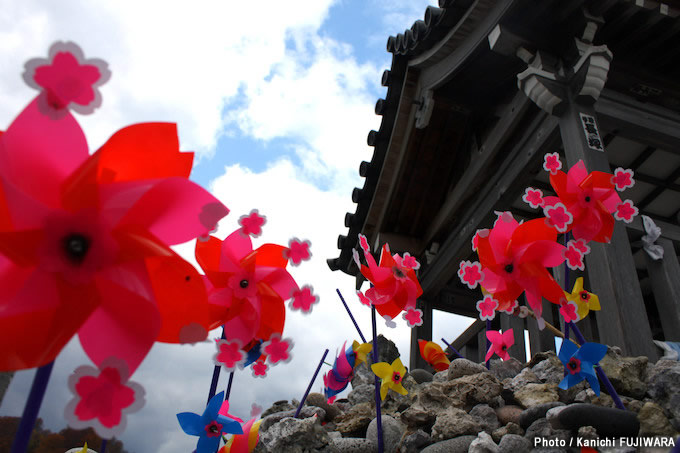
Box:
[371,306,384,453]
[440,338,464,359]
[225,371,234,401]
[336,289,367,343]
[567,322,626,411]
[564,233,571,342]
[206,326,227,405]
[485,319,491,369]
[10,361,54,453]
[100,439,107,453]
[294,349,329,418]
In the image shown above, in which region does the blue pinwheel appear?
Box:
[558,340,607,395]
[177,391,243,453]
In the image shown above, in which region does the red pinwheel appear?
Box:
[475,212,565,319]
[0,44,229,373]
[356,236,423,320]
[485,329,514,361]
[418,340,450,372]
[542,157,635,243]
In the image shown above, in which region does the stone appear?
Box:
[556,380,587,404]
[400,404,436,429]
[638,401,679,437]
[530,352,564,384]
[409,368,434,384]
[334,398,352,412]
[420,435,477,453]
[260,406,325,432]
[577,425,599,442]
[335,402,375,437]
[495,405,523,425]
[306,392,341,421]
[497,433,530,453]
[524,418,571,446]
[332,438,375,453]
[432,369,448,382]
[469,431,499,453]
[599,347,648,399]
[448,358,488,380]
[366,415,404,453]
[381,375,417,415]
[492,422,523,443]
[527,351,557,368]
[504,368,541,393]
[573,388,614,408]
[431,407,482,441]
[518,402,564,429]
[348,384,375,406]
[513,383,560,408]
[400,429,432,453]
[447,372,503,409]
[489,358,524,381]
[545,405,568,429]
[550,403,639,438]
[262,399,297,417]
[351,363,375,388]
[257,415,340,453]
[470,404,501,432]
[646,359,680,421]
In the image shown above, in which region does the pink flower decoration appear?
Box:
[400,252,420,270]
[402,308,423,328]
[569,239,591,255]
[499,299,519,314]
[214,339,246,371]
[457,260,484,289]
[543,152,562,175]
[239,209,266,237]
[289,285,319,314]
[472,229,489,251]
[560,300,580,323]
[612,168,635,191]
[544,202,574,233]
[522,187,545,209]
[251,403,263,418]
[357,291,373,307]
[563,243,585,271]
[352,249,362,267]
[252,360,268,378]
[383,315,397,328]
[262,335,294,365]
[23,41,111,115]
[614,200,638,223]
[486,329,515,361]
[285,238,312,266]
[476,295,499,321]
[358,234,370,253]
[64,359,145,438]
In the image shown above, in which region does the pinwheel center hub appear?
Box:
[501,345,507,351]
[567,358,581,374]
[240,279,249,288]
[392,266,405,279]
[504,264,513,273]
[392,372,401,383]
[580,291,589,301]
[62,233,91,263]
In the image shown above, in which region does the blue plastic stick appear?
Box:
[10,361,54,453]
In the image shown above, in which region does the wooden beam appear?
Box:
[644,237,680,341]
[450,319,485,351]
[374,232,424,255]
[419,112,560,297]
[410,299,433,370]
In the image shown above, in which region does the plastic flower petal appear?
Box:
[458,260,484,289]
[262,334,293,366]
[614,200,638,223]
[485,329,514,361]
[358,234,370,253]
[371,358,408,401]
[403,308,423,328]
[214,339,246,371]
[564,277,600,321]
[177,391,243,453]
[522,187,545,209]
[418,340,450,372]
[400,252,420,270]
[563,242,585,271]
[472,229,489,252]
[559,300,579,323]
[284,238,311,266]
[23,41,111,115]
[498,299,519,314]
[289,285,319,314]
[352,341,372,367]
[476,295,499,321]
[239,210,266,237]
[569,238,591,255]
[357,291,373,307]
[558,340,607,395]
[219,418,261,453]
[383,315,397,328]
[64,358,144,438]
[543,152,562,174]
[544,203,574,233]
[252,360,268,378]
[612,168,634,191]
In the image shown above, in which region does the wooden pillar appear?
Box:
[527,294,557,357]
[0,372,12,406]
[645,238,680,341]
[501,313,527,362]
[477,330,488,364]
[559,102,658,359]
[409,299,433,370]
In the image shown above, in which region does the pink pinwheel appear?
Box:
[195,226,301,347]
[472,229,489,251]
[542,159,634,243]
[0,43,229,373]
[475,213,566,319]
[485,329,514,361]
[403,308,423,328]
[357,241,423,320]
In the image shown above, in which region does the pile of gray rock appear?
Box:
[252,338,680,452]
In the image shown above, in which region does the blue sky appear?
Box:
[0,1,478,452]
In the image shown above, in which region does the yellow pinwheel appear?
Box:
[564,277,600,320]
[352,341,372,367]
[371,357,408,400]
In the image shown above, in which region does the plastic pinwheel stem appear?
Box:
[564,233,570,342]
[440,338,464,359]
[371,305,384,453]
[336,289,367,343]
[10,361,54,453]
[207,327,227,405]
[225,371,234,401]
[100,439,107,453]
[485,319,491,370]
[567,322,626,411]
[294,349,329,418]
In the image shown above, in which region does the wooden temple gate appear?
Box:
[329,0,680,370]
